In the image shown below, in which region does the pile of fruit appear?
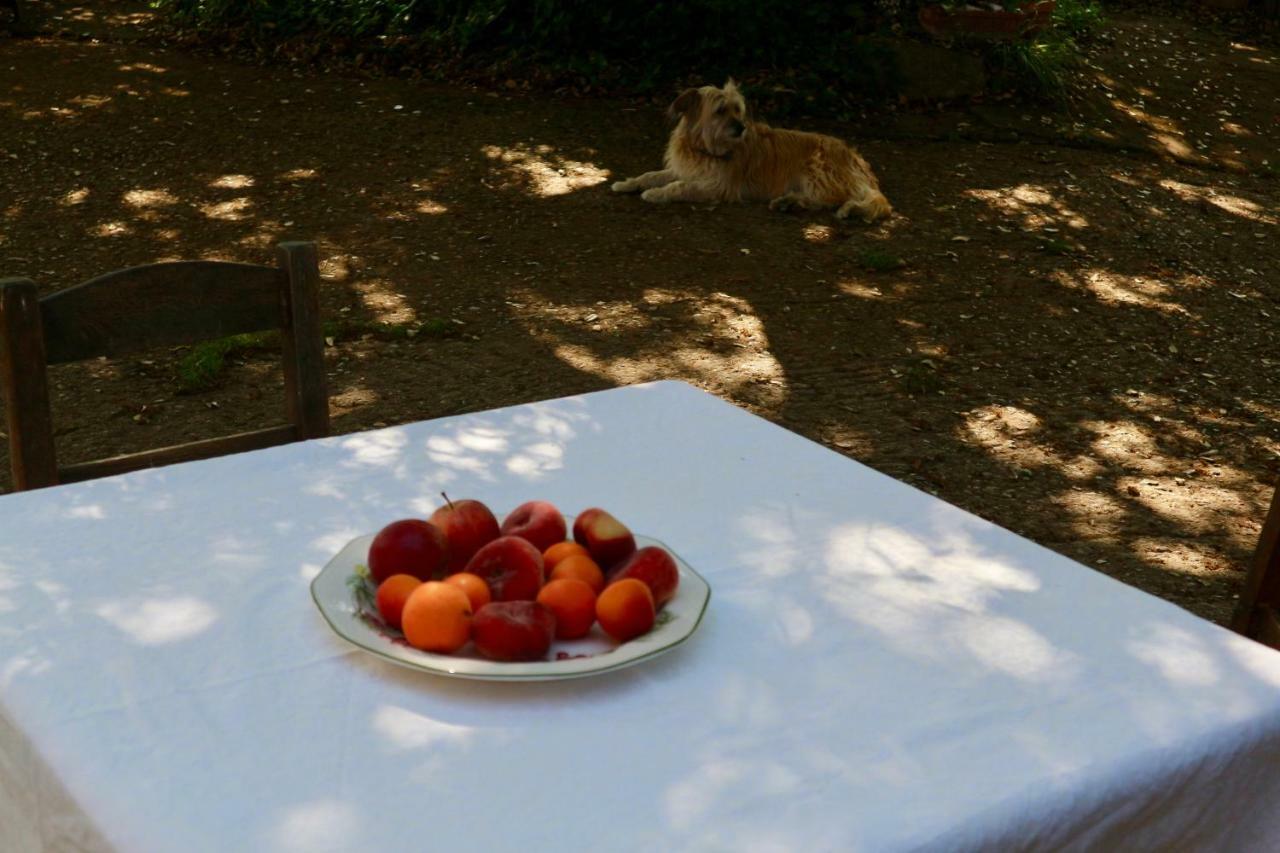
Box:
[361,497,679,662]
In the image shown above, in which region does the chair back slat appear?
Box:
[2,243,328,492]
[58,425,300,484]
[277,243,330,439]
[41,261,283,364]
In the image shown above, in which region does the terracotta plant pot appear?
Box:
[919,0,1057,40]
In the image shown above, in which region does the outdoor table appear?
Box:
[2,380,1279,852]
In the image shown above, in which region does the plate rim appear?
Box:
[310,528,711,682]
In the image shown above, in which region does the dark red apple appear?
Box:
[611,546,680,608]
[572,507,636,571]
[367,519,448,584]
[501,500,567,552]
[430,494,501,574]
[462,535,545,601]
[472,601,556,661]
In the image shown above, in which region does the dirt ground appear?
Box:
[2,1,1278,626]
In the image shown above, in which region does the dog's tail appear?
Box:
[837,187,892,223]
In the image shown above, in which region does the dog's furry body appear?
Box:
[613,81,891,223]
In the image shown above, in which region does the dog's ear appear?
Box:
[723,78,739,96]
[667,88,701,126]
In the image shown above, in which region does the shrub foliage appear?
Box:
[155,0,901,100]
[155,0,1105,105]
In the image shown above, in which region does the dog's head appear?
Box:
[667,79,748,158]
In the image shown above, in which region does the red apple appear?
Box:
[501,500,567,553]
[367,519,449,584]
[572,508,636,570]
[472,601,556,661]
[429,494,500,574]
[611,546,680,608]
[462,535,545,601]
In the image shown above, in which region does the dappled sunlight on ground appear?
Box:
[803,223,835,243]
[836,280,888,300]
[330,385,379,418]
[1121,475,1258,540]
[1054,488,1129,537]
[123,187,179,208]
[963,404,1101,480]
[480,143,611,197]
[89,219,131,237]
[966,183,1090,231]
[210,174,255,190]
[1158,179,1277,226]
[199,196,254,221]
[352,278,417,324]
[1060,268,1193,315]
[59,187,90,206]
[509,285,788,405]
[1087,420,1168,475]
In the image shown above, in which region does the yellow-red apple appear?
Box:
[572,507,636,570]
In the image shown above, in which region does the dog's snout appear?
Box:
[730,121,746,137]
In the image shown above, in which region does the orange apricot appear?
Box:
[443,572,492,612]
[375,574,422,630]
[536,578,598,639]
[548,554,605,594]
[401,581,473,653]
[595,578,655,643]
[543,541,590,570]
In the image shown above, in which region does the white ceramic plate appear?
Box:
[311,528,711,681]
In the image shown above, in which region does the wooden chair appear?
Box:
[1232,480,1280,647]
[0,242,329,491]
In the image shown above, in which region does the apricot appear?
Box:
[374,574,422,630]
[443,572,491,612]
[401,581,473,654]
[536,578,598,639]
[596,578,655,643]
[472,601,556,661]
[543,541,590,571]
[548,554,605,594]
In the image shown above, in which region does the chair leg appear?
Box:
[1233,483,1280,639]
[0,279,59,490]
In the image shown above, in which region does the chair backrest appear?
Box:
[0,241,328,491]
[1232,481,1280,647]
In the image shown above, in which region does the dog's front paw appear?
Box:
[769,195,798,212]
[612,180,637,193]
[640,187,669,203]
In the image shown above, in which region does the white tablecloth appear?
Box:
[2,380,1279,852]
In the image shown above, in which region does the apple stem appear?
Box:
[441,491,455,512]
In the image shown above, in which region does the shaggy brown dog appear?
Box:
[612,80,891,223]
